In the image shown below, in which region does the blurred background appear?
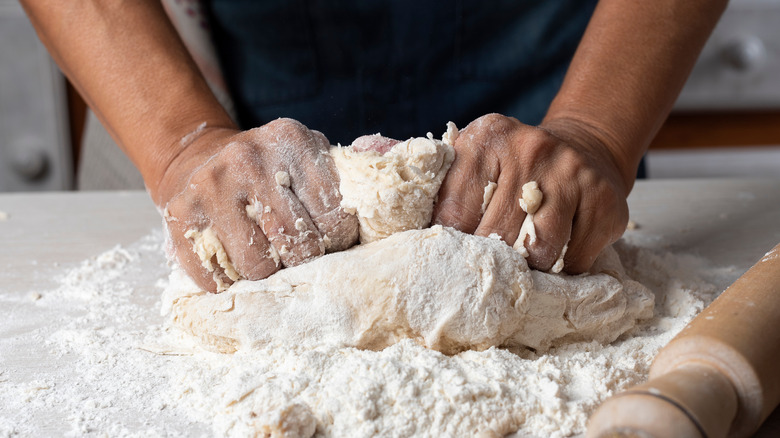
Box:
[1,0,779,193]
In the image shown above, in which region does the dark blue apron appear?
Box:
[204,0,598,145]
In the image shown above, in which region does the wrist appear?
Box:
[540,114,642,193]
[146,122,238,206]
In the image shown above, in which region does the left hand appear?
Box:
[432,113,632,274]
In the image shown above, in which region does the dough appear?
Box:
[481,181,498,214]
[183,227,241,291]
[330,133,454,243]
[513,181,543,258]
[164,125,654,354]
[163,226,653,354]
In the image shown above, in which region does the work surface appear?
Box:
[1,179,779,436]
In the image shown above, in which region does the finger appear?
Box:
[205,196,281,281]
[432,144,497,234]
[165,197,224,293]
[564,197,628,274]
[474,171,526,244]
[522,187,576,272]
[287,128,359,252]
[255,176,325,268]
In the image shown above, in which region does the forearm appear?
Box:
[543,0,727,188]
[20,0,236,200]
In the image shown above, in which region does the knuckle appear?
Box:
[475,113,514,129]
[264,117,298,131]
[526,126,556,146]
[222,141,258,163]
[265,118,308,140]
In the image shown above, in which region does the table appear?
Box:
[1,180,779,436]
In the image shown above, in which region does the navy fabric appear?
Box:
[204,0,598,145]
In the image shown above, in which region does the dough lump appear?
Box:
[163,125,654,354]
[163,226,653,354]
[330,133,454,243]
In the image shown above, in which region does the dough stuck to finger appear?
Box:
[550,242,568,273]
[274,171,291,188]
[184,227,242,291]
[513,181,543,257]
[481,181,498,214]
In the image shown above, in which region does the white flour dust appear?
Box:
[0,229,741,437]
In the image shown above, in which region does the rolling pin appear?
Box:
[587,242,780,438]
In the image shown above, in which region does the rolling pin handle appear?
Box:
[588,241,780,438]
[587,362,737,438]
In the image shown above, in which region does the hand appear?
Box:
[433,113,631,274]
[155,118,359,292]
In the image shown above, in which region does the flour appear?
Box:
[0,230,737,437]
[0,232,206,437]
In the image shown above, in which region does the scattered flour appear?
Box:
[0,231,739,437]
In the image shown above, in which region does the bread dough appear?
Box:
[164,225,653,354]
[330,133,455,243]
[183,227,241,291]
[164,125,654,354]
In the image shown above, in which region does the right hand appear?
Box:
[155,118,359,292]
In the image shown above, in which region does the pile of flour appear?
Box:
[0,229,739,437]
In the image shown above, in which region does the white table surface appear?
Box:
[1,179,779,436]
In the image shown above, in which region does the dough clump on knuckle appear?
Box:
[163,122,653,356]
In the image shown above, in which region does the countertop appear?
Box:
[1,179,779,436]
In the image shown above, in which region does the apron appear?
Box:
[204,0,599,145]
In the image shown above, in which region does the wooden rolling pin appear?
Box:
[587,242,780,438]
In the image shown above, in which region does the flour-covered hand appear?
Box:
[433,113,631,274]
[155,118,358,292]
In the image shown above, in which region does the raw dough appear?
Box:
[163,126,654,354]
[163,225,653,354]
[513,181,543,258]
[330,133,455,243]
[481,181,498,213]
[183,227,240,291]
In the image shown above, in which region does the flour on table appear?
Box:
[2,230,735,438]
